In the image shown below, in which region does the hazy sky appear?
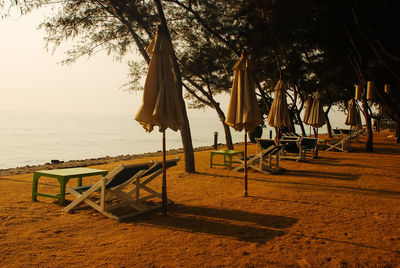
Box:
[0,8,350,128]
[0,9,146,115]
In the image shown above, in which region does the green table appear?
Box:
[210,150,244,169]
[32,167,108,205]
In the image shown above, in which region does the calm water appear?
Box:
[0,109,347,169]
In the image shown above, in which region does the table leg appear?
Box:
[210,153,214,168]
[227,155,232,169]
[57,178,67,206]
[32,174,41,202]
[223,154,227,166]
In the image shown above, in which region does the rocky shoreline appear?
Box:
[0,144,233,176]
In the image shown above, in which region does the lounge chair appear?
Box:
[340,129,351,135]
[332,128,342,137]
[256,138,276,153]
[299,137,318,159]
[281,132,301,140]
[62,158,180,220]
[325,136,351,152]
[233,139,285,174]
[349,128,365,143]
[279,139,306,161]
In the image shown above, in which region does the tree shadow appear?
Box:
[292,233,400,254]
[0,177,58,187]
[122,204,298,243]
[304,160,368,169]
[280,170,359,181]
[349,142,400,155]
[196,172,400,198]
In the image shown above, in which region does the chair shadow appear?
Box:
[123,203,298,243]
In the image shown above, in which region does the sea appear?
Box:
[0,109,348,169]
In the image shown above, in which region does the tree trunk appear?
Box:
[361,99,374,152]
[324,104,332,138]
[217,113,234,150]
[154,0,195,172]
[395,121,400,144]
[179,112,196,172]
[296,108,306,136]
[325,114,332,138]
[313,127,318,138]
[222,122,234,150]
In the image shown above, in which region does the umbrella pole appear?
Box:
[274,127,280,145]
[315,128,319,158]
[349,125,352,148]
[162,130,167,216]
[244,132,248,197]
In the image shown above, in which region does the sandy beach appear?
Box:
[1,131,399,267]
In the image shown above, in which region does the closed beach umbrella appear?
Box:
[345,98,361,148]
[305,91,325,138]
[345,98,361,128]
[135,25,184,215]
[267,80,291,141]
[303,98,312,124]
[306,91,325,128]
[225,50,262,196]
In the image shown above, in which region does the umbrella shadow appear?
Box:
[123,204,297,243]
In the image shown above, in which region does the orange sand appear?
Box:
[0,131,399,267]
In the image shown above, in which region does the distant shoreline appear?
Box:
[1,129,349,177]
[0,143,237,176]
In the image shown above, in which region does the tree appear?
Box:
[2,0,197,171]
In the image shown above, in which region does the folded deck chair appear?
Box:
[62,158,180,220]
[279,139,306,161]
[299,137,318,159]
[234,139,285,174]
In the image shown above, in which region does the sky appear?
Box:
[0,7,352,128]
[0,8,145,115]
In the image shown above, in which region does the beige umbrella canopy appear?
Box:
[225,53,263,132]
[134,25,183,215]
[225,51,262,196]
[267,80,291,141]
[305,91,326,128]
[303,98,312,125]
[345,98,362,128]
[135,26,184,133]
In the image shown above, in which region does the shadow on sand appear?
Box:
[281,170,359,181]
[196,172,400,198]
[123,204,297,243]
